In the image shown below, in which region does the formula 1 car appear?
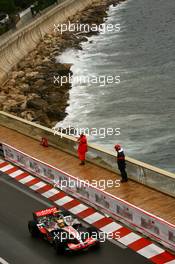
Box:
[28,207,100,253]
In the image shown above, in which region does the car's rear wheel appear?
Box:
[54,239,67,254]
[28,220,40,238]
[88,227,100,248]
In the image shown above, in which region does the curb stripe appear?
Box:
[4,167,18,175]
[69,204,88,214]
[100,222,122,234]
[165,260,175,264]
[49,191,66,201]
[30,181,46,191]
[137,244,165,258]
[0,164,14,172]
[76,207,95,219]
[118,232,141,246]
[36,184,53,194]
[83,212,104,224]
[92,216,114,229]
[9,169,24,178]
[25,178,41,187]
[19,175,34,184]
[128,237,152,251]
[55,196,73,206]
[117,227,132,238]
[15,172,30,181]
[42,188,60,198]
[151,251,175,264]
[63,199,80,210]
[0,160,175,264]
[0,162,8,168]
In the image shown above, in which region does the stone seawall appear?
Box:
[0,0,96,84]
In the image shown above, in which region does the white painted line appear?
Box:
[137,244,165,258]
[55,196,73,206]
[19,175,35,184]
[0,257,10,264]
[69,204,88,214]
[165,260,175,264]
[42,188,60,198]
[100,222,122,234]
[83,212,104,224]
[9,169,24,178]
[118,232,141,246]
[0,164,14,172]
[30,181,46,191]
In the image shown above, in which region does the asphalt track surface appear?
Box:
[0,171,151,264]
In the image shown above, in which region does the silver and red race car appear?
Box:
[28,206,100,253]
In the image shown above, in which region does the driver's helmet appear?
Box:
[64,215,74,226]
[57,218,65,228]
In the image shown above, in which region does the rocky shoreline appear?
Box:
[0,0,124,128]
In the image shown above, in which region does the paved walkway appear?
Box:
[0,125,175,225]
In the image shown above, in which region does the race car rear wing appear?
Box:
[33,207,60,219]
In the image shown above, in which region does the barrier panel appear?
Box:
[1,142,175,251]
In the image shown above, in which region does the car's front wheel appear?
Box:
[28,220,40,238]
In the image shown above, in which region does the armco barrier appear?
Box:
[0,111,175,197]
[2,142,175,251]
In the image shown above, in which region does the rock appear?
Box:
[34,79,45,87]
[0,95,7,104]
[21,110,35,121]
[19,83,30,94]
[46,105,67,120]
[17,71,25,78]
[45,93,61,104]
[10,105,21,113]
[20,100,27,111]
[27,98,48,110]
[26,72,39,78]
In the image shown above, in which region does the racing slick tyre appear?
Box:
[28,220,40,238]
[53,239,67,254]
[87,227,100,249]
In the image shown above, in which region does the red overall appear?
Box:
[78,135,87,161]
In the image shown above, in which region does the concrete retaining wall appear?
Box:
[0,111,175,197]
[0,0,96,84]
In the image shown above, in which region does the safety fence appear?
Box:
[1,142,175,251]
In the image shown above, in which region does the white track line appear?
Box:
[137,244,165,258]
[69,204,88,214]
[118,232,141,246]
[100,222,122,234]
[54,196,73,206]
[0,257,9,264]
[30,181,46,191]
[83,212,104,224]
[42,188,60,198]
[165,260,175,264]
[19,175,34,184]
[9,169,24,178]
[0,164,14,172]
